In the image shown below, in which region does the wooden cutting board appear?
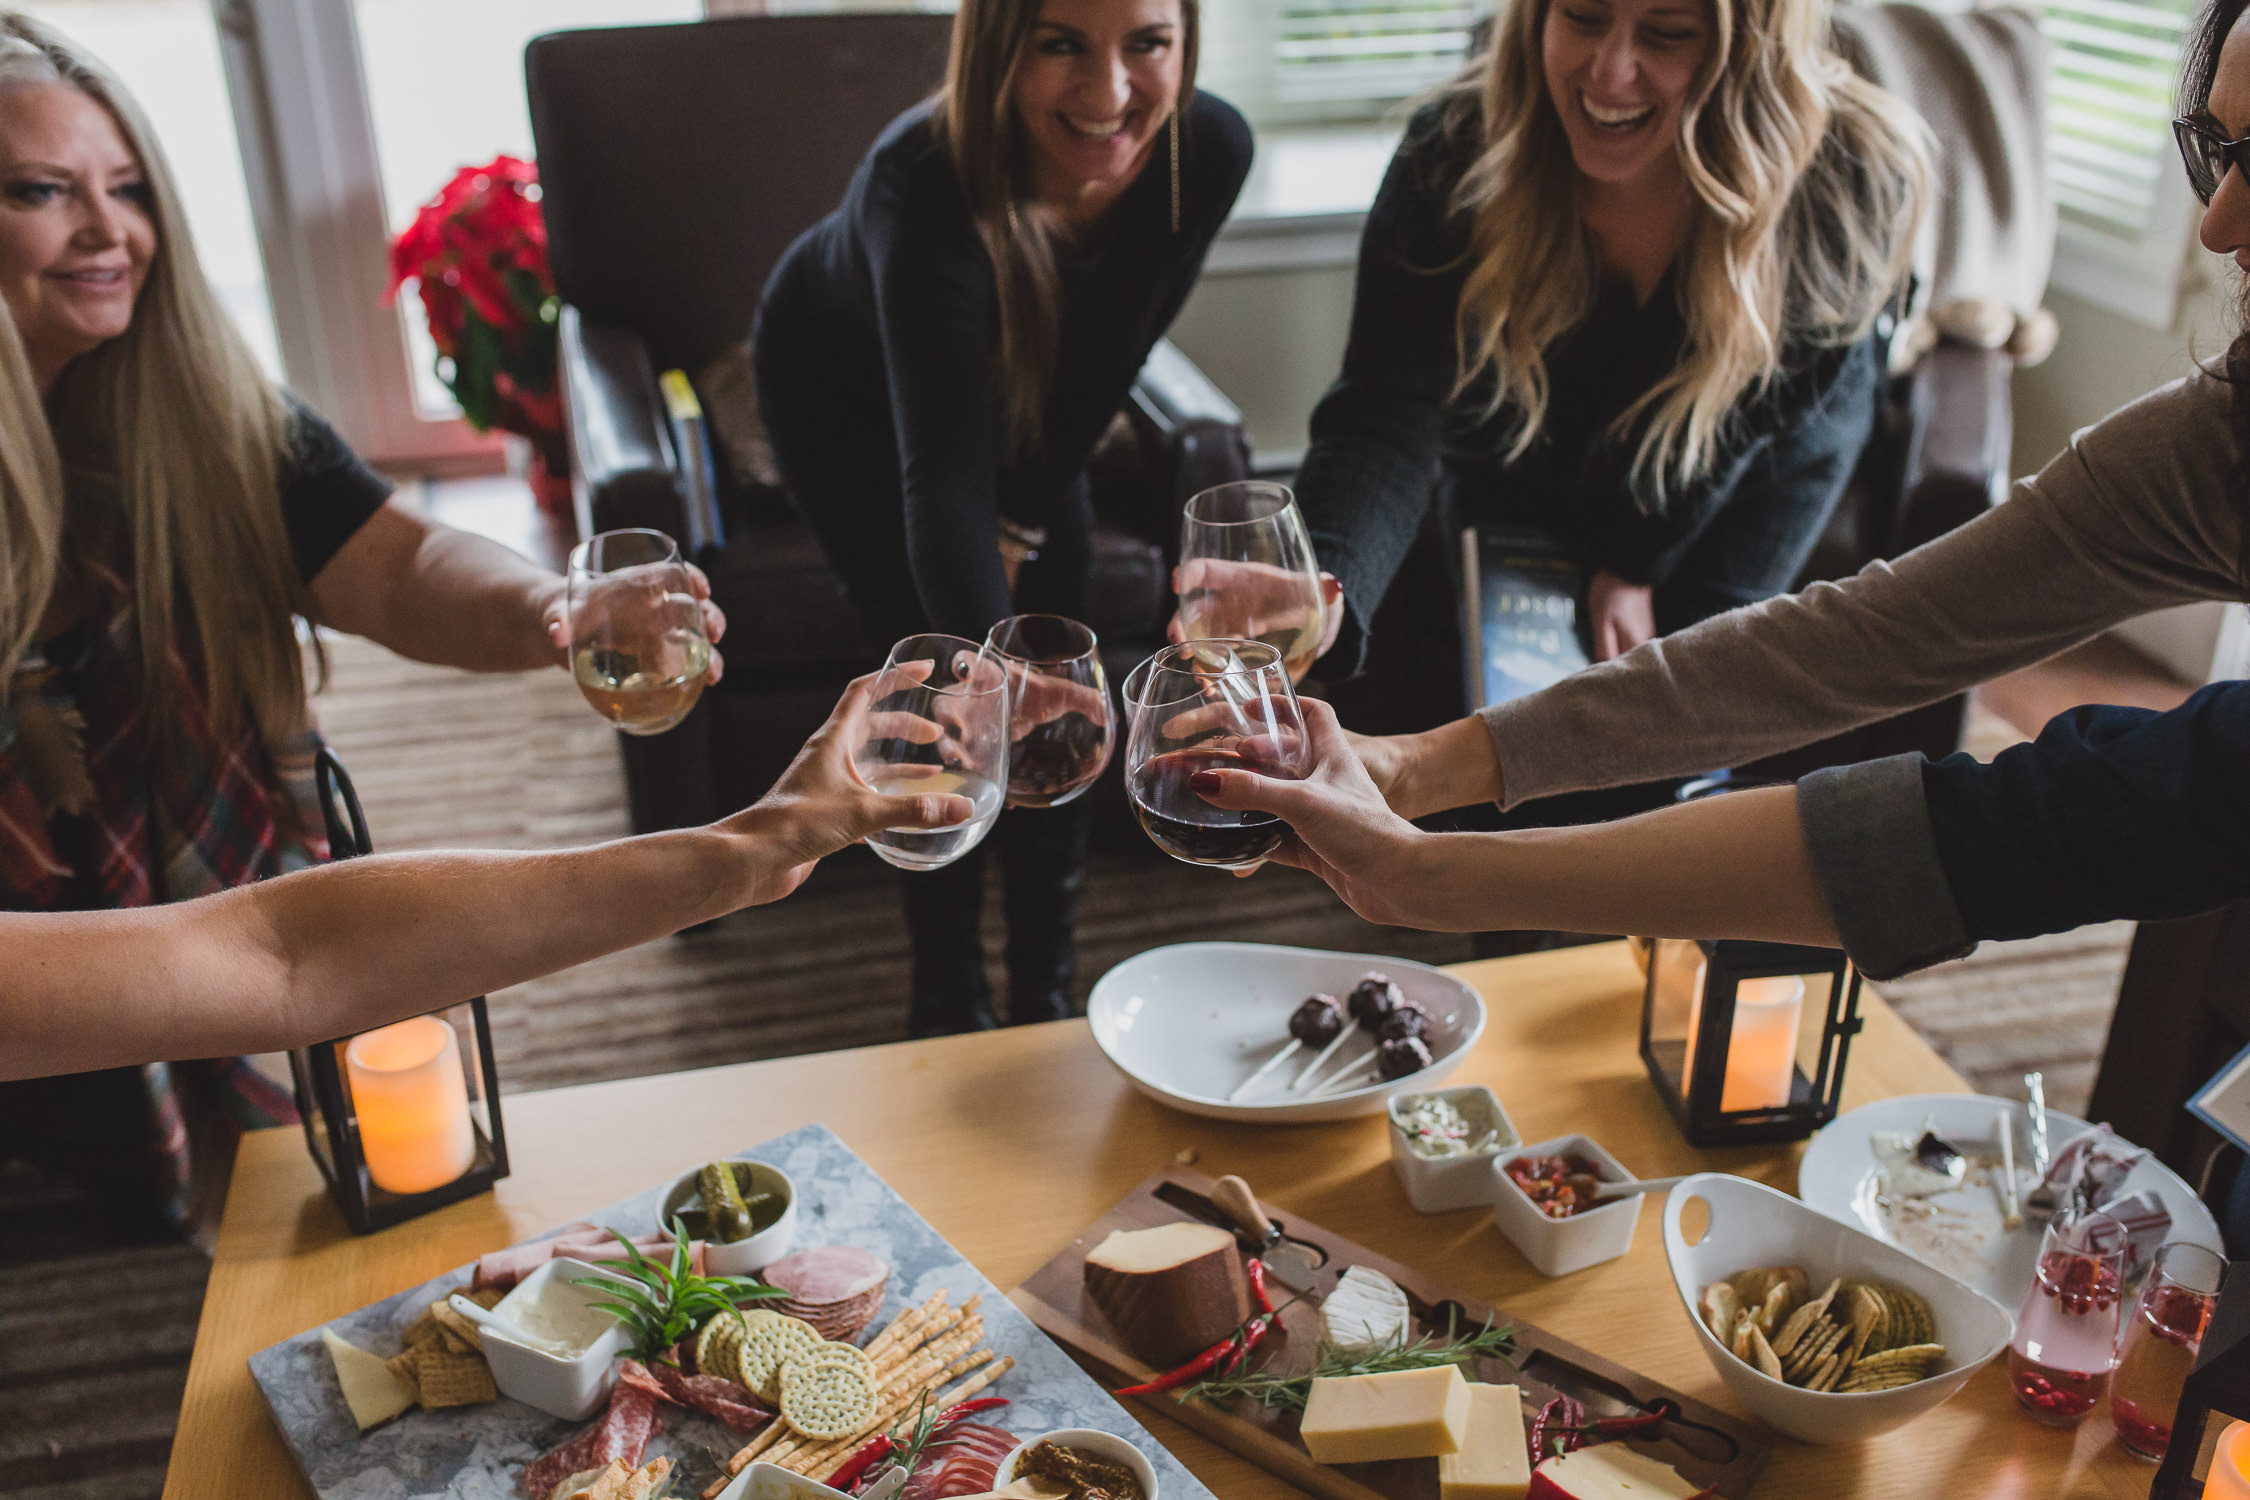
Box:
[1008,1167,1770,1500]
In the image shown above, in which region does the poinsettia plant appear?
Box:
[385,155,568,506]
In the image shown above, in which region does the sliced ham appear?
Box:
[478,1224,705,1291]
[762,1246,890,1343]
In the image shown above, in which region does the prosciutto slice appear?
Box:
[900,1422,1016,1500]
[476,1223,706,1291]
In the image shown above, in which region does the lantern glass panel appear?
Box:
[1644,937,1704,1097]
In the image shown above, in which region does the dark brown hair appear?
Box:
[2182,0,2250,529]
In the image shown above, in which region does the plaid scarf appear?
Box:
[0,515,321,1237]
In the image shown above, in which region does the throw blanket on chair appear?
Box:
[1833,3,2059,366]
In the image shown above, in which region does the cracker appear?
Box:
[1771,1300,1823,1360]
[1700,1283,1740,1341]
[779,1359,878,1442]
[400,1306,448,1352]
[383,1349,424,1405]
[697,1312,745,1378]
[416,1347,498,1407]
[1746,1322,1784,1381]
[624,1459,672,1500]
[732,1310,825,1403]
[429,1301,485,1355]
[783,1342,876,1393]
[1756,1279,1795,1337]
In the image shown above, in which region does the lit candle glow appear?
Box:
[345,1016,475,1196]
[1684,975,1805,1112]
[2209,1420,2250,1500]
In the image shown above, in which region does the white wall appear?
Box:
[1167,262,1353,462]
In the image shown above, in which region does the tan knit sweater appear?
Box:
[1482,373,2247,807]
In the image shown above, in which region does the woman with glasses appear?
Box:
[1325,0,2250,850]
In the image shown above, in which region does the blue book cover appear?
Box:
[1460,526,1592,710]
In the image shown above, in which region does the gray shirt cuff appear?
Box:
[1796,755,1975,980]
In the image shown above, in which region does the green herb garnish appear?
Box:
[587,1215,782,1363]
[1180,1311,1515,1411]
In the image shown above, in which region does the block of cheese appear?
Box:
[1083,1221,1251,1368]
[323,1327,412,1431]
[1439,1383,1532,1500]
[1525,1444,1714,1500]
[1299,1363,1473,1464]
[1321,1265,1412,1356]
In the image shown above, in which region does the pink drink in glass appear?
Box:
[2008,1211,2126,1423]
[2111,1242,2226,1459]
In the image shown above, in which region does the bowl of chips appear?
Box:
[1661,1173,2011,1444]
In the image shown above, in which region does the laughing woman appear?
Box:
[753,0,1249,1036]
[1284,0,1927,737]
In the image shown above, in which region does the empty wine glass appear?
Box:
[1177,481,1327,681]
[1125,639,1311,869]
[853,635,1009,871]
[984,614,1114,809]
[567,528,711,736]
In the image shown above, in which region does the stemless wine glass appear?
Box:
[2008,1209,2128,1423]
[853,634,1009,871]
[1119,648,1161,734]
[984,614,1114,809]
[1176,481,1327,681]
[566,528,711,736]
[2112,1241,2227,1459]
[1125,639,1311,869]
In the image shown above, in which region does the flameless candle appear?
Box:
[2207,1420,2250,1500]
[1684,975,1805,1112]
[346,1016,475,1196]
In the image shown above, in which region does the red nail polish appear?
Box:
[1189,770,1221,794]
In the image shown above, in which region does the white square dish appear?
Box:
[1490,1135,1642,1277]
[483,1258,631,1421]
[1387,1085,1519,1213]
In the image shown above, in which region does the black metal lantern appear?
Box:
[1638,937,1864,1147]
[287,747,510,1234]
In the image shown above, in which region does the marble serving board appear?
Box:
[250,1122,1216,1500]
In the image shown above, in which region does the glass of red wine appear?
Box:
[1125,639,1311,869]
[1177,481,1328,682]
[984,614,1114,809]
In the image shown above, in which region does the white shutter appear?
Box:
[2039,0,2194,238]
[1274,0,1481,105]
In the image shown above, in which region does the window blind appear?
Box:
[1274,0,1480,104]
[2040,0,2195,238]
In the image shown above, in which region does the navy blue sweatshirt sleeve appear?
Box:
[1797,682,2250,978]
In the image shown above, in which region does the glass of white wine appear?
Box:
[567,529,713,736]
[1177,481,1327,681]
[855,634,1010,871]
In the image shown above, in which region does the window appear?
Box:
[1202,0,1494,126]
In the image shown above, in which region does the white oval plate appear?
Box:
[1086,942,1486,1123]
[1797,1093,2220,1308]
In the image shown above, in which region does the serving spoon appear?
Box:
[445,1293,576,1358]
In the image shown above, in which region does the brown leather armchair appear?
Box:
[527,14,1249,834]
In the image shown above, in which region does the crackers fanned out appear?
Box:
[1699,1266,1946,1393]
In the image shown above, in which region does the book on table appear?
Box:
[1458,525,1592,711]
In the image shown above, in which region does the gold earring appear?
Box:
[1169,107,1181,234]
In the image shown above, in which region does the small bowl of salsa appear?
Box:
[1491,1134,1644,1278]
[994,1428,1158,1500]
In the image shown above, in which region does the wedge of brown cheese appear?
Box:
[1083,1221,1251,1369]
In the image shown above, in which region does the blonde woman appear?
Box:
[753,0,1249,1036]
[1284,0,1927,714]
[0,14,718,1236]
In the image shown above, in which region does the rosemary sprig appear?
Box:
[1180,1313,1516,1412]
[588,1215,783,1363]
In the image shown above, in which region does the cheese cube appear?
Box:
[1300,1364,1473,1464]
[1439,1383,1532,1500]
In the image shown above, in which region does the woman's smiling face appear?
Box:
[1012,0,1184,214]
[0,81,155,389]
[1542,0,1712,192]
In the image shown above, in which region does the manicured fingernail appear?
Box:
[1189,770,1221,794]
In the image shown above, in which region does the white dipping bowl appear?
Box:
[661,1158,799,1275]
[1087,942,1485,1123]
[1491,1134,1642,1277]
[1662,1173,2011,1445]
[997,1429,1160,1500]
[1389,1085,1520,1214]
[484,1257,630,1421]
[711,1460,859,1499]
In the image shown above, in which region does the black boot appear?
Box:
[899,847,998,1038]
[1000,797,1092,1025]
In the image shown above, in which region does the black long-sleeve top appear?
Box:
[1799,682,2250,979]
[755,95,1252,640]
[1296,100,1880,674]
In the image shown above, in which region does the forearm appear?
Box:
[1393,785,1840,944]
[375,526,563,671]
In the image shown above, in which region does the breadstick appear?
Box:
[708,1409,793,1493]
[866,1291,946,1362]
[771,1323,986,1476]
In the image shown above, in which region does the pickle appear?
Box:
[742,1189,783,1235]
[699,1161,754,1243]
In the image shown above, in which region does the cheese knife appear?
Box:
[1208,1173,1326,1289]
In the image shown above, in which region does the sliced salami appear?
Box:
[648,1365,775,1433]
[519,1382,663,1499]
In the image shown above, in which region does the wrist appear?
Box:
[1398,717,1504,819]
[531,576,568,666]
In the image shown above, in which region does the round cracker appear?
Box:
[730,1309,824,1403]
[781,1341,875,1393]
[695,1312,744,1377]
[780,1358,878,1442]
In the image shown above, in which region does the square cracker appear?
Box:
[416,1347,499,1407]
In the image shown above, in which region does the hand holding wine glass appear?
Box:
[1171,482,1342,681]
[985,614,1114,809]
[1125,640,1310,869]
[565,529,717,736]
[852,635,1010,871]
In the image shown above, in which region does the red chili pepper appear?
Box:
[1220,1314,1275,1377]
[1529,1394,1588,1467]
[1544,1398,1680,1443]
[934,1396,1010,1425]
[827,1433,893,1493]
[1246,1258,1277,1315]
[1113,1330,1244,1396]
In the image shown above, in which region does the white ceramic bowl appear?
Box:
[710,1461,857,1499]
[1388,1085,1520,1213]
[1087,942,1486,1122]
[997,1429,1160,1500]
[484,1258,631,1421]
[1661,1173,2012,1445]
[661,1158,799,1274]
[1490,1135,1642,1277]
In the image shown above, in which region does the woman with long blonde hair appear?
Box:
[1266,0,1926,740]
[753,0,1249,1037]
[0,12,717,1237]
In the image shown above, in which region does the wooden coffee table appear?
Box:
[163,943,2153,1498]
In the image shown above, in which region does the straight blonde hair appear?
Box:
[933,0,1199,452]
[0,13,307,741]
[1445,0,1929,502]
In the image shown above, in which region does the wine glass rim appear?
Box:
[570,527,684,575]
[1139,639,1284,705]
[882,635,1008,698]
[2149,1240,2227,1290]
[986,613,1098,665]
[1184,481,1297,526]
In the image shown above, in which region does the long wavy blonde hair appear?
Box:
[933,0,1199,452]
[0,13,307,741]
[1445,0,1928,502]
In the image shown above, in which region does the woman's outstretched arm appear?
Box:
[0,675,966,1081]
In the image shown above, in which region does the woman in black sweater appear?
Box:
[1288,0,1928,701]
[754,0,1250,1035]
